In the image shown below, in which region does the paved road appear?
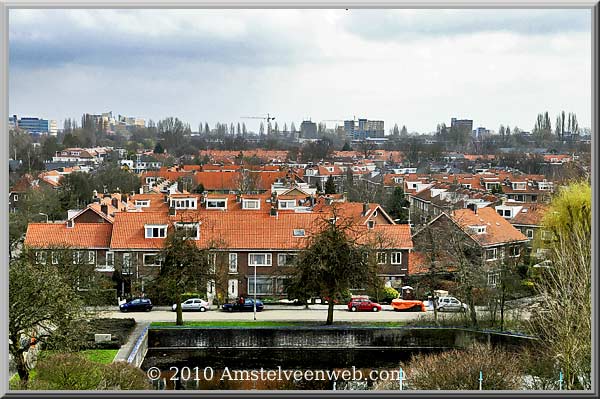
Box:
[96,304,514,323]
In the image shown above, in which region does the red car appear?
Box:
[347,298,382,312]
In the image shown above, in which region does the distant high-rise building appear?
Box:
[344,118,384,140]
[472,127,489,139]
[300,120,317,139]
[8,115,17,129]
[14,116,57,135]
[450,117,473,134]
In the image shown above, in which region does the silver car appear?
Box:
[172,298,210,312]
[436,296,468,312]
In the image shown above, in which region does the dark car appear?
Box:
[119,298,153,312]
[222,298,264,312]
[347,298,382,312]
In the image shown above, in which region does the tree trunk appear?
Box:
[12,344,29,388]
[176,293,183,326]
[500,286,506,332]
[326,300,335,325]
[465,287,478,327]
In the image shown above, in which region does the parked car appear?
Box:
[347,298,382,312]
[172,298,210,312]
[221,298,264,312]
[436,296,468,312]
[119,298,152,312]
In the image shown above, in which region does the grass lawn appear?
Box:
[80,349,118,364]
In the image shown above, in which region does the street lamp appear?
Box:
[38,213,49,223]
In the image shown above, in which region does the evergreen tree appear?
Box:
[400,125,408,136]
[324,175,336,194]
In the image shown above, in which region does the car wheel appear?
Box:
[228,308,233,312]
[351,306,358,312]
[372,307,379,312]
[121,308,128,313]
[200,307,206,312]
[146,307,152,312]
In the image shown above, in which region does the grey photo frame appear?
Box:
[1,1,597,398]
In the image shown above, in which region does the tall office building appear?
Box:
[14,116,57,135]
[300,120,317,139]
[450,117,473,134]
[344,118,385,140]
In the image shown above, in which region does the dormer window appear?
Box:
[135,200,150,208]
[175,222,200,240]
[512,182,527,190]
[206,198,227,210]
[242,199,260,210]
[468,225,487,234]
[171,198,197,210]
[496,208,512,219]
[145,224,167,238]
[278,200,296,209]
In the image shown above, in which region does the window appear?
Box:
[390,252,402,265]
[106,252,114,267]
[206,199,227,209]
[145,225,167,238]
[496,208,512,218]
[175,222,200,240]
[485,248,498,261]
[293,229,305,237]
[526,229,534,239]
[72,251,83,264]
[278,200,296,209]
[469,225,487,234]
[207,280,215,295]
[122,253,132,275]
[512,182,526,190]
[134,200,150,208]
[377,252,387,264]
[249,253,272,266]
[278,253,297,266]
[14,194,18,202]
[87,251,96,264]
[487,272,500,288]
[51,251,59,265]
[208,253,217,274]
[541,230,553,240]
[367,220,375,229]
[242,199,260,210]
[229,253,238,273]
[35,251,46,265]
[144,253,161,266]
[509,246,521,257]
[171,198,197,209]
[248,276,273,295]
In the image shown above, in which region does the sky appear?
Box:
[9,9,592,134]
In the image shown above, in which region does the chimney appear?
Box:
[164,195,169,203]
[101,204,109,215]
[169,207,176,216]
[111,198,118,209]
[362,203,369,216]
[236,194,241,203]
[122,194,128,203]
[92,189,98,198]
[466,203,477,214]
[270,206,278,217]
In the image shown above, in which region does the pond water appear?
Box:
[142,347,439,390]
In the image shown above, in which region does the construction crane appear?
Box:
[241,114,276,135]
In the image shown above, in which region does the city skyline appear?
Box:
[9,9,592,133]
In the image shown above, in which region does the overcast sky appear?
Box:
[9,9,592,134]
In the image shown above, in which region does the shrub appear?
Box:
[380,287,399,304]
[400,344,523,390]
[99,361,152,390]
[30,353,104,390]
[29,353,151,390]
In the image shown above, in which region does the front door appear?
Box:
[228,279,238,300]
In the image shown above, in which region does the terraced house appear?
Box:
[24,192,413,301]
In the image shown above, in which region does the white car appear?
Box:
[172,298,210,312]
[436,296,468,312]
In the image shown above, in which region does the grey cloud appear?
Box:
[342,9,590,41]
[9,11,309,69]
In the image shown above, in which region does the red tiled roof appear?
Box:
[25,223,113,249]
[451,207,528,247]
